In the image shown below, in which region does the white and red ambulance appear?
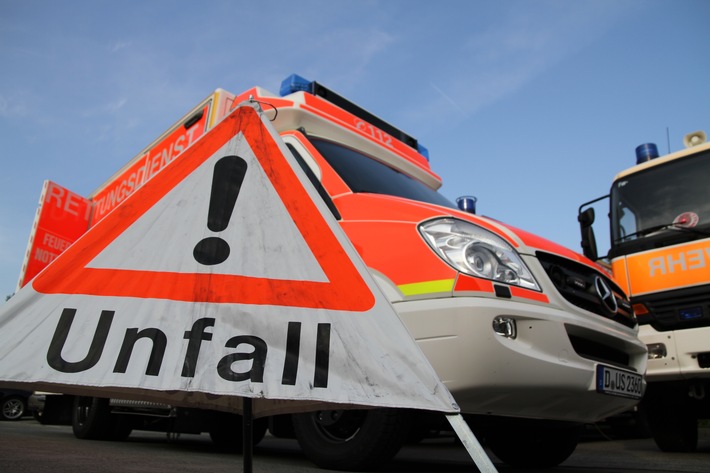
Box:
[22,74,646,470]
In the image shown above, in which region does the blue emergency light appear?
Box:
[280,74,312,95]
[279,74,429,160]
[679,307,703,321]
[635,142,659,164]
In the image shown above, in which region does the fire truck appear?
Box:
[579,131,710,452]
[22,74,646,470]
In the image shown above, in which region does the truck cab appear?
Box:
[579,132,710,453]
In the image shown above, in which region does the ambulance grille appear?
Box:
[536,252,637,328]
[568,334,631,369]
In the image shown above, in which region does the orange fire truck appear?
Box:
[23,74,646,470]
[579,131,710,452]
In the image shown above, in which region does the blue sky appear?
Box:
[1,0,708,299]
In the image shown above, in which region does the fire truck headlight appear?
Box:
[419,218,540,291]
[647,343,667,359]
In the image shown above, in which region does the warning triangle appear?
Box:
[32,105,375,312]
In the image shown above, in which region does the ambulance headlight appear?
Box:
[419,218,540,291]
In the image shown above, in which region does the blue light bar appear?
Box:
[278,73,429,160]
[280,74,313,96]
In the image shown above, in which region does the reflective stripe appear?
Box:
[399,279,455,296]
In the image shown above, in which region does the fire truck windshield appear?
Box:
[610,149,710,255]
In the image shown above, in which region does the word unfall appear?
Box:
[46,308,331,388]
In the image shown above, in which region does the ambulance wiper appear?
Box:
[616,222,710,243]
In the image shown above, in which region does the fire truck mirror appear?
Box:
[578,207,598,261]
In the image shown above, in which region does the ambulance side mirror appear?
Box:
[578,207,598,261]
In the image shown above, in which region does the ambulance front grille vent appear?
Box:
[536,252,637,329]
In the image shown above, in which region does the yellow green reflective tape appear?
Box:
[398,279,455,297]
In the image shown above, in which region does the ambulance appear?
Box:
[22,74,646,470]
[579,131,710,452]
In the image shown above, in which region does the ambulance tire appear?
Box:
[486,420,580,468]
[292,408,412,471]
[208,414,268,452]
[72,396,132,441]
[647,404,698,452]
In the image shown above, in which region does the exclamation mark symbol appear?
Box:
[193,155,248,266]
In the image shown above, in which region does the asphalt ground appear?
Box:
[1,418,709,473]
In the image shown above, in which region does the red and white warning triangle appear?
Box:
[33,105,373,311]
[0,103,458,417]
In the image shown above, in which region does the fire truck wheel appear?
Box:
[72,396,132,441]
[648,404,698,452]
[208,414,268,452]
[485,420,580,468]
[292,408,412,471]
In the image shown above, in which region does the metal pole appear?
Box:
[446,413,498,472]
[243,397,253,473]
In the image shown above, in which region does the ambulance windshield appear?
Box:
[311,139,455,209]
[610,149,710,255]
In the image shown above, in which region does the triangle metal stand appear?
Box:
[446,413,498,472]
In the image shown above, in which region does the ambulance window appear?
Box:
[310,139,455,209]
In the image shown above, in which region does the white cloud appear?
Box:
[109,41,131,53]
[0,94,29,118]
[405,2,635,122]
[297,27,396,89]
[430,82,465,115]
[105,97,128,113]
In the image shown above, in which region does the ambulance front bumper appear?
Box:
[395,296,647,424]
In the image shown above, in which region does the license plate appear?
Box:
[596,365,644,399]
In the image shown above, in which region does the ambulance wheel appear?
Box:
[292,408,412,471]
[72,396,132,441]
[486,420,580,468]
[208,414,268,452]
[648,404,698,452]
